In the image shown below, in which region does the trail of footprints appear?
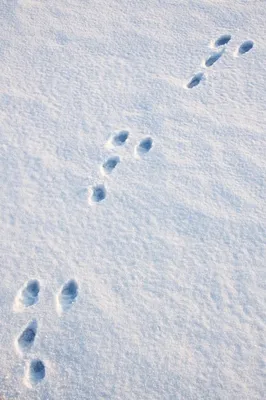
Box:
[89,130,154,204]
[11,32,254,388]
[89,35,254,201]
[186,34,254,89]
[13,278,79,387]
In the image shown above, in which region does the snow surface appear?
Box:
[1,0,266,399]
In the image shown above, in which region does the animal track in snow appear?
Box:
[135,137,153,158]
[88,129,154,204]
[24,359,45,387]
[187,33,254,89]
[89,184,106,203]
[56,279,79,314]
[106,130,129,148]
[16,319,37,354]
[238,40,254,55]
[214,34,231,47]
[187,72,204,89]
[204,50,223,67]
[100,156,120,176]
[14,279,40,311]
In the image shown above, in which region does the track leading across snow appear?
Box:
[0,0,265,399]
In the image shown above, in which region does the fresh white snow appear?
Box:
[1,0,265,399]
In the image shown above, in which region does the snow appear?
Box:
[0,0,265,399]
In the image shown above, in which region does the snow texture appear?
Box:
[0,0,265,399]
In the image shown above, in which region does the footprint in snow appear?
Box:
[204,50,223,67]
[56,279,79,315]
[135,137,153,159]
[16,319,38,355]
[24,359,45,387]
[14,279,40,311]
[214,34,231,47]
[186,72,204,89]
[106,130,129,148]
[100,156,120,176]
[89,184,106,204]
[237,40,254,55]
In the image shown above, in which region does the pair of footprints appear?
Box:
[186,34,254,89]
[13,279,79,387]
[89,130,153,203]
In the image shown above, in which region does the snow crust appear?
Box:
[0,0,265,399]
